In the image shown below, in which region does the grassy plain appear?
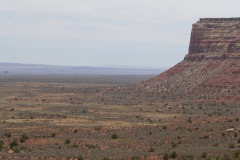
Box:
[0,75,240,159]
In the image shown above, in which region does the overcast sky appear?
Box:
[1,0,240,67]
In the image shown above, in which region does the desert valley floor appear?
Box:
[0,75,240,160]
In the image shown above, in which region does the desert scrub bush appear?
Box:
[187,117,192,123]
[234,150,240,159]
[111,133,118,139]
[199,135,209,139]
[228,143,235,148]
[64,138,71,144]
[163,153,169,160]
[20,133,29,143]
[0,140,5,151]
[51,132,56,137]
[4,132,12,138]
[162,125,167,129]
[203,135,209,139]
[222,132,226,137]
[73,129,78,134]
[221,154,230,160]
[180,154,194,160]
[238,138,240,143]
[131,156,140,160]
[77,154,84,160]
[10,140,18,149]
[170,151,177,158]
[71,143,79,148]
[212,143,218,147]
[12,146,20,153]
[65,138,71,144]
[234,132,238,137]
[201,152,207,158]
[19,145,29,151]
[171,143,177,148]
[148,148,155,152]
[85,144,97,149]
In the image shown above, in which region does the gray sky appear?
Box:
[1,0,240,67]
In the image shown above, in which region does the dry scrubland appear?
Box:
[0,75,240,160]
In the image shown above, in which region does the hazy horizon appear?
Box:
[1,0,240,67]
[0,61,168,69]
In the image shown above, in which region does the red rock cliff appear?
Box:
[185,18,240,61]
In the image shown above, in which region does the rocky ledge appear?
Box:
[185,18,240,61]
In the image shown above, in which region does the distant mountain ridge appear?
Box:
[0,62,166,75]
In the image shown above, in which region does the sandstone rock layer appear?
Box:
[185,18,240,61]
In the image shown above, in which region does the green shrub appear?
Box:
[72,143,79,148]
[65,138,71,144]
[148,148,155,152]
[229,143,235,148]
[203,135,209,139]
[170,151,177,158]
[20,133,29,143]
[111,133,118,139]
[201,152,207,158]
[162,126,167,129]
[12,146,20,153]
[74,129,78,134]
[212,143,218,147]
[0,140,4,150]
[180,154,194,160]
[163,153,169,160]
[172,143,177,147]
[234,132,238,137]
[234,150,240,158]
[4,132,12,138]
[221,154,230,160]
[77,154,84,160]
[50,132,56,137]
[131,156,140,160]
[10,140,18,149]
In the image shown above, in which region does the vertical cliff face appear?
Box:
[185,18,240,61]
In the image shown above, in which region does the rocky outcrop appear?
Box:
[140,18,240,103]
[185,18,240,61]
